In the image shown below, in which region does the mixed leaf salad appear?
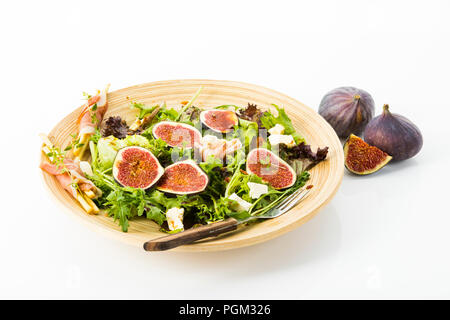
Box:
[40,86,328,234]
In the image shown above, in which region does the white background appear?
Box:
[1,0,449,299]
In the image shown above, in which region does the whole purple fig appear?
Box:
[319,87,375,138]
[364,104,423,161]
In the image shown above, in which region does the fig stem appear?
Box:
[353,94,361,100]
[383,104,390,114]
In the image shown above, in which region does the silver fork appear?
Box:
[143,186,313,251]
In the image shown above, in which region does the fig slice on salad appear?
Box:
[344,134,392,175]
[246,148,297,189]
[157,160,209,195]
[152,121,202,148]
[112,146,164,189]
[200,109,239,133]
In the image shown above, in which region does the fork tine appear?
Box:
[274,188,303,210]
[278,188,311,214]
[278,188,307,211]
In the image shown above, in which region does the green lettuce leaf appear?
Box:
[145,206,165,225]
[97,135,152,170]
[131,102,159,120]
[97,136,126,170]
[260,104,305,144]
[233,119,259,152]
[123,134,151,149]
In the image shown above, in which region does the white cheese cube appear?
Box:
[268,134,296,147]
[166,207,184,231]
[247,182,269,199]
[268,124,285,135]
[228,193,252,212]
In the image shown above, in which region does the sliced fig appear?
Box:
[200,109,239,133]
[344,134,392,175]
[246,148,297,189]
[152,121,201,148]
[157,160,209,195]
[112,146,164,189]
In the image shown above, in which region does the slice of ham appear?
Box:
[40,162,78,198]
[40,159,80,175]
[40,159,101,198]
[77,89,109,136]
[200,135,243,162]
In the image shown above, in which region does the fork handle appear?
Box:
[143,218,239,251]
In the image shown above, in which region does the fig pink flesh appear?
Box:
[202,110,238,132]
[247,149,295,189]
[157,162,208,194]
[153,123,201,148]
[115,148,161,189]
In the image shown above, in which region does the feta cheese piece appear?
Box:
[268,134,296,147]
[247,182,269,199]
[79,161,94,177]
[268,124,285,135]
[228,193,252,212]
[166,207,184,231]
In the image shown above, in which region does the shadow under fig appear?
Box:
[344,157,420,179]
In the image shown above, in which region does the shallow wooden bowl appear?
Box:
[41,80,344,252]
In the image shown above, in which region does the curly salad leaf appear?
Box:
[102,116,129,139]
[237,103,264,125]
[279,142,329,174]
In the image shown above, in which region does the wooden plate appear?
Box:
[41,80,344,252]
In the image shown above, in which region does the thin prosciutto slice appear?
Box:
[77,86,109,137]
[200,135,243,162]
[40,159,101,199]
[74,85,110,159]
